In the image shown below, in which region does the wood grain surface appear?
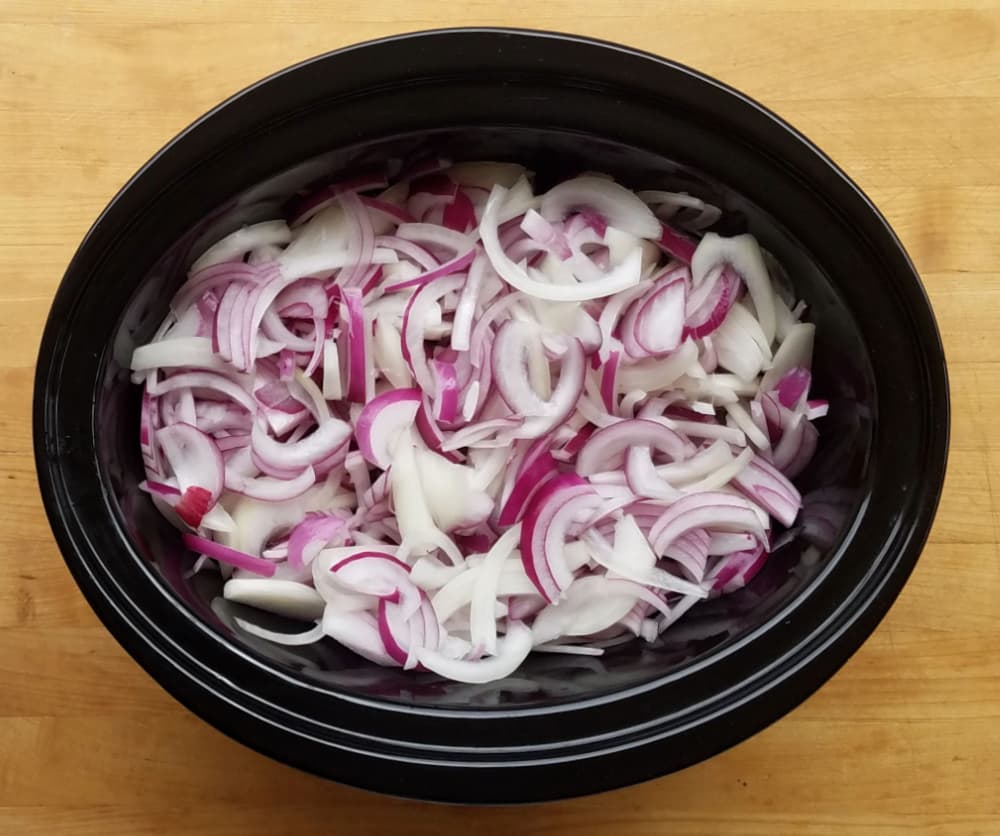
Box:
[2,2,998,833]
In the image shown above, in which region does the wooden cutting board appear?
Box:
[1,2,997,833]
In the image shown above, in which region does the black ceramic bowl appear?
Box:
[34,29,948,803]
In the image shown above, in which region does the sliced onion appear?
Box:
[620,268,687,357]
[706,543,768,596]
[389,433,462,564]
[539,176,661,239]
[759,323,815,393]
[639,191,722,230]
[223,578,324,621]
[354,388,421,468]
[417,620,533,684]
[339,287,372,403]
[715,303,769,381]
[233,618,324,646]
[156,423,224,500]
[497,451,558,526]
[431,563,538,622]
[585,516,707,597]
[520,474,599,602]
[136,160,825,685]
[656,223,698,263]
[773,367,811,409]
[648,492,766,555]
[225,465,317,501]
[250,416,350,471]
[624,445,679,500]
[733,453,802,527]
[530,575,649,646]
[492,322,584,423]
[482,186,643,302]
[521,209,572,259]
[692,233,776,344]
[576,419,687,476]
[287,512,348,569]
[616,339,699,392]
[662,528,711,582]
[413,447,495,533]
[131,337,232,373]
[190,221,291,273]
[401,274,467,392]
[182,533,277,577]
[470,525,522,655]
[331,551,418,617]
[321,606,397,666]
[148,371,256,413]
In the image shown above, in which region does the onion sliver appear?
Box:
[692,233,776,344]
[520,474,600,602]
[417,620,533,684]
[224,578,325,621]
[182,533,277,577]
[649,492,766,555]
[354,388,421,468]
[482,185,644,302]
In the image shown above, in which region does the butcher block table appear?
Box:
[2,2,998,833]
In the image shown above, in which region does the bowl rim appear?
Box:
[33,27,949,803]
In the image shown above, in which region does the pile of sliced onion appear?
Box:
[133,161,828,684]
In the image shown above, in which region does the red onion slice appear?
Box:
[383,248,475,293]
[250,416,351,471]
[733,453,803,527]
[760,323,816,393]
[684,266,740,340]
[354,388,422,468]
[706,543,768,596]
[431,359,460,424]
[401,274,467,392]
[692,233,776,344]
[332,552,420,621]
[225,465,317,502]
[539,176,661,239]
[339,287,371,403]
[520,474,599,603]
[321,607,397,667]
[496,451,559,526]
[576,419,687,476]
[155,423,224,527]
[649,492,766,555]
[287,512,349,569]
[148,371,256,413]
[530,575,651,646]
[182,533,277,577]
[131,337,231,373]
[287,172,390,226]
[774,367,811,409]
[627,270,687,356]
[442,188,477,232]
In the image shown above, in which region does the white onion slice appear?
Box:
[223,578,325,620]
[191,220,291,273]
[417,620,533,684]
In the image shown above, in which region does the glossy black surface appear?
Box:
[34,29,948,802]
